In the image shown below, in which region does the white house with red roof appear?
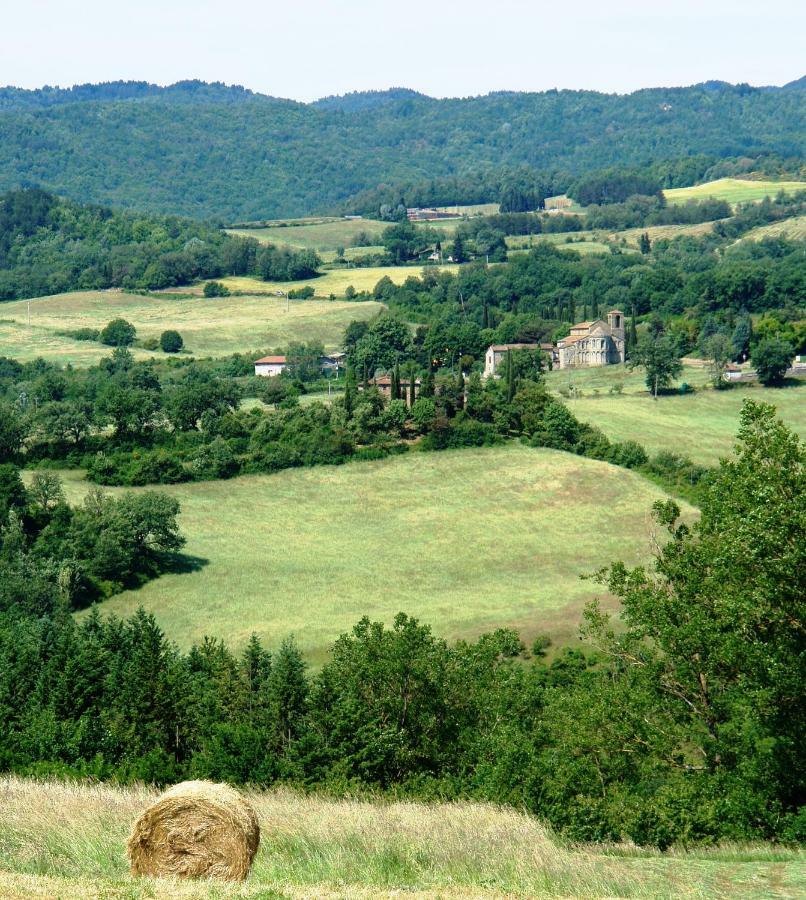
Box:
[254,355,287,377]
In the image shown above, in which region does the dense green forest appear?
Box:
[0,188,318,300]
[0,79,804,218]
[0,402,802,847]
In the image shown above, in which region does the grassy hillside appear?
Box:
[228,217,389,251]
[0,290,382,364]
[740,213,806,242]
[1,80,804,218]
[565,384,806,466]
[0,776,801,898]
[206,267,457,297]
[664,177,806,206]
[60,446,696,659]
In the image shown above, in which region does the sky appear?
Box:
[1,0,804,101]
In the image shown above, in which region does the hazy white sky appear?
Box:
[1,0,804,100]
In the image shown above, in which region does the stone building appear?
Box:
[557,311,625,369]
[484,343,555,378]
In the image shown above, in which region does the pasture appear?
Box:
[205,266,457,297]
[545,362,714,395]
[228,217,388,251]
[0,290,382,364]
[740,213,806,243]
[1,776,801,900]
[664,177,806,206]
[558,379,806,466]
[507,233,613,256]
[64,446,694,661]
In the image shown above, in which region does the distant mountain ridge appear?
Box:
[0,78,803,219]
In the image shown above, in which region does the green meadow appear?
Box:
[62,446,695,661]
[0,290,383,364]
[664,177,806,206]
[209,266,457,297]
[228,217,388,251]
[565,385,806,466]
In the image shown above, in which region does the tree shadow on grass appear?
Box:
[160,552,209,576]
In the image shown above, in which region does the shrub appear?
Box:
[160,330,184,353]
[203,281,230,298]
[62,327,100,342]
[607,440,649,469]
[288,285,315,299]
[100,318,136,347]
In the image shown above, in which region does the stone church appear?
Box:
[557,310,626,369]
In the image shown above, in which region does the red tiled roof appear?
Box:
[373,376,421,386]
[488,343,541,352]
[255,356,287,364]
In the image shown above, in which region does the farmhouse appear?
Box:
[556,311,625,369]
[484,343,555,378]
[254,355,287,377]
[369,375,421,406]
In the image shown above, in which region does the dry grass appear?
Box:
[0,290,383,363]
[0,775,802,898]
[739,214,806,243]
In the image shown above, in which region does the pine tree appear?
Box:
[456,371,465,410]
[267,637,308,755]
[639,231,652,254]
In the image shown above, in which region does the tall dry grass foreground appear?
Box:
[0,776,803,898]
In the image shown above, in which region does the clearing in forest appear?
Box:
[664,177,806,206]
[67,445,697,660]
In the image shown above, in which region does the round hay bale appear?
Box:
[127,780,260,881]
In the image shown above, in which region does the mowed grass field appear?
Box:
[228,217,388,251]
[741,213,806,242]
[545,362,715,395]
[0,290,383,363]
[565,386,806,466]
[62,446,695,660]
[2,777,801,900]
[206,266,457,297]
[664,177,806,206]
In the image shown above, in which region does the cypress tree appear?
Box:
[505,349,516,403]
[422,366,435,398]
[343,367,357,418]
[393,361,401,400]
[628,308,638,358]
[456,371,465,410]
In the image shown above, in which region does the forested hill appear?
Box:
[0,79,804,219]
